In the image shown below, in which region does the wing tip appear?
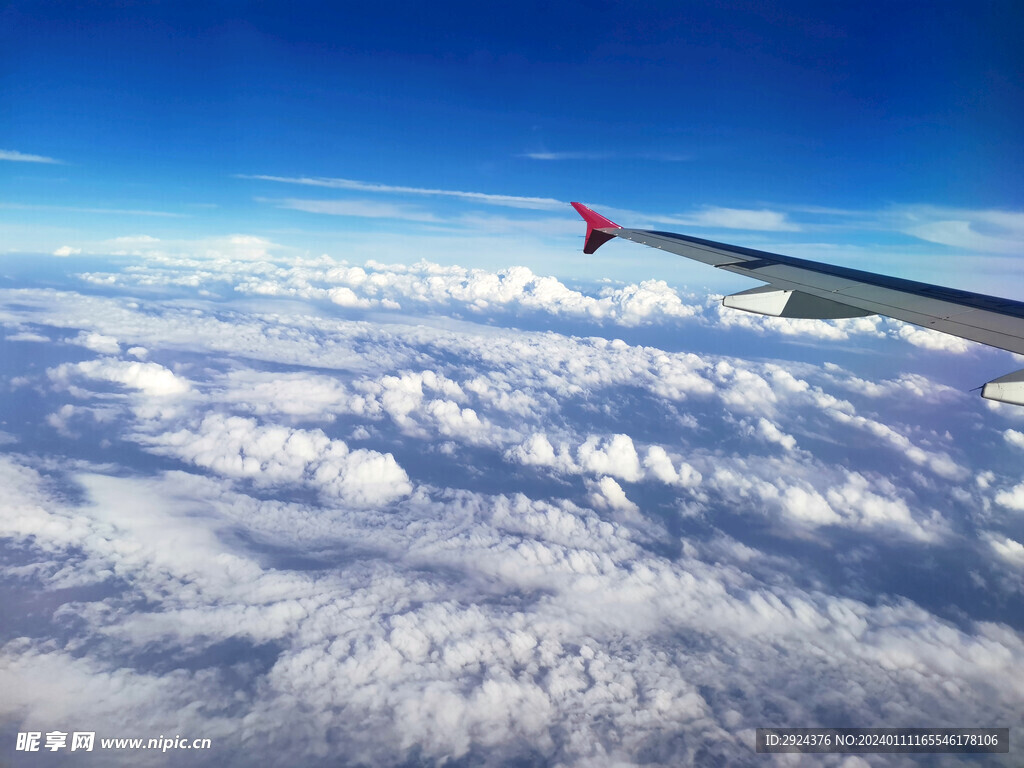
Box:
[570,202,621,254]
[570,202,621,230]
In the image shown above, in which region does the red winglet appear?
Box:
[571,202,621,254]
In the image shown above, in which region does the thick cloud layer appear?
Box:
[1,251,1022,766]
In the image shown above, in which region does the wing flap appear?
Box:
[723,286,874,319]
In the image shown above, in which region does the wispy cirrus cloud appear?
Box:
[0,202,184,217]
[0,149,62,164]
[661,206,801,232]
[520,150,690,162]
[778,204,1024,255]
[242,174,798,232]
[238,174,564,210]
[274,197,440,222]
[520,151,614,161]
[239,174,1024,247]
[898,206,1024,255]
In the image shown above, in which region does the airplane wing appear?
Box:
[571,201,1024,405]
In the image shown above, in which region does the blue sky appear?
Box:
[2,0,1023,291]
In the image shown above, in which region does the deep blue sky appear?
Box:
[2,1,1022,287]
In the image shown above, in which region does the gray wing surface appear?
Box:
[616,227,1024,355]
[570,201,1024,404]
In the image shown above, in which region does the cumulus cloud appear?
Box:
[828,368,962,401]
[994,482,1024,511]
[577,434,644,481]
[1004,429,1024,449]
[140,414,411,506]
[827,408,966,480]
[510,432,701,491]
[53,245,82,257]
[714,301,886,342]
[68,330,121,354]
[643,445,702,487]
[587,476,639,513]
[755,417,797,451]
[709,456,946,542]
[985,532,1024,568]
[50,359,191,396]
[895,323,971,353]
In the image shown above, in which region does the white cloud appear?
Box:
[509,433,561,467]
[643,445,701,487]
[756,417,797,451]
[0,149,61,163]
[211,369,355,420]
[830,369,961,401]
[714,301,886,342]
[45,403,80,437]
[4,330,49,342]
[709,456,946,542]
[577,434,644,482]
[1003,429,1024,449]
[53,245,82,257]
[985,532,1024,567]
[50,358,191,397]
[68,330,121,355]
[141,414,411,506]
[510,433,701,491]
[588,476,639,514]
[825,472,936,539]
[894,323,971,353]
[827,408,966,480]
[995,482,1024,511]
